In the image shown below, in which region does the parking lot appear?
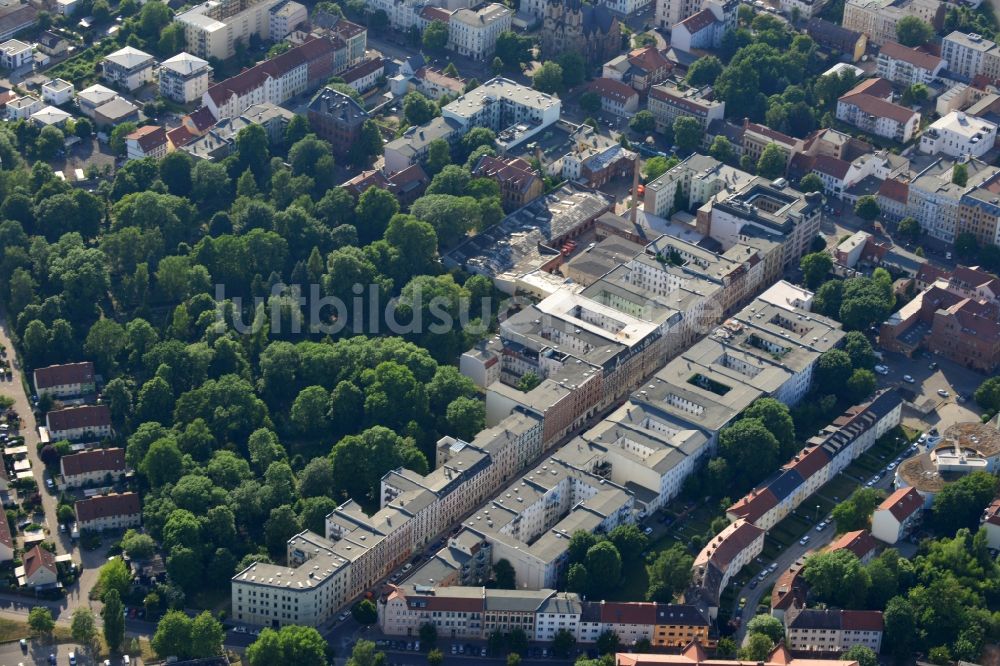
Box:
[875,349,985,432]
[0,641,90,666]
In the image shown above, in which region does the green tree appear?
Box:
[743,398,796,457]
[428,649,444,666]
[843,331,877,369]
[756,143,786,179]
[495,31,532,70]
[883,596,916,658]
[420,622,438,649]
[596,630,620,655]
[153,611,192,660]
[686,55,722,87]
[746,614,784,643]
[847,368,877,402]
[552,629,576,657]
[974,376,1000,414]
[425,139,452,176]
[800,251,833,289]
[109,121,138,155]
[71,608,98,651]
[353,599,378,625]
[930,471,998,535]
[719,418,780,491]
[708,135,735,165]
[799,172,824,193]
[557,51,586,87]
[643,155,673,182]
[630,110,656,134]
[740,634,774,661]
[580,91,602,115]
[103,589,126,652]
[840,646,878,666]
[98,557,133,601]
[854,195,880,222]
[493,558,516,588]
[445,396,485,440]
[608,524,648,562]
[901,82,928,106]
[190,611,224,658]
[423,20,449,52]
[646,543,693,602]
[831,487,884,533]
[896,16,934,46]
[898,216,921,242]
[403,91,438,126]
[585,541,622,596]
[952,162,968,186]
[817,349,853,388]
[673,116,703,153]
[29,607,55,639]
[532,61,564,94]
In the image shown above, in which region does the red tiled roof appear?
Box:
[843,77,893,100]
[0,90,16,107]
[628,46,671,74]
[414,66,465,92]
[47,405,111,433]
[678,8,717,33]
[840,93,917,125]
[599,601,657,625]
[34,362,94,391]
[880,41,942,71]
[828,529,877,560]
[702,520,764,570]
[420,6,452,21]
[75,492,141,524]
[727,488,778,523]
[841,609,885,631]
[984,498,1000,527]
[167,125,197,148]
[388,163,429,190]
[187,106,217,132]
[650,85,716,115]
[785,446,830,481]
[589,77,638,104]
[127,125,167,152]
[878,177,909,204]
[61,447,126,477]
[23,545,56,579]
[878,487,923,522]
[744,120,798,147]
[812,154,851,180]
[207,37,337,107]
[473,155,540,193]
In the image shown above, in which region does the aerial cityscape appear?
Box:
[0,0,998,662]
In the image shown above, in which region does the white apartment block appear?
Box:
[604,0,652,15]
[74,492,141,532]
[60,448,127,488]
[159,52,212,104]
[233,531,354,627]
[919,111,997,158]
[876,40,944,86]
[690,519,764,618]
[907,156,993,243]
[656,0,700,29]
[6,95,42,121]
[442,77,562,149]
[644,153,754,218]
[647,82,725,132]
[269,0,307,40]
[871,486,923,543]
[941,31,1000,81]
[836,92,920,143]
[41,78,73,106]
[176,0,282,61]
[785,609,884,654]
[448,4,512,60]
[101,47,156,91]
[0,39,32,70]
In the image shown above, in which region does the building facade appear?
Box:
[159,52,212,104]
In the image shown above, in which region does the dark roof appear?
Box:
[342,57,384,83]
[473,155,540,193]
[308,86,368,127]
[127,125,167,152]
[580,2,616,35]
[34,362,95,391]
[840,93,917,125]
[654,604,709,626]
[806,17,863,48]
[75,492,141,523]
[878,177,909,203]
[589,77,638,103]
[828,529,877,560]
[188,106,217,131]
[0,5,37,39]
[61,448,126,477]
[767,469,804,502]
[789,608,883,632]
[599,601,657,625]
[47,405,111,433]
[812,154,851,180]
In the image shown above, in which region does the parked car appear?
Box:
[902,375,915,383]
[937,389,950,397]
[874,364,889,375]
[799,536,811,546]
[643,527,653,536]
[748,579,758,589]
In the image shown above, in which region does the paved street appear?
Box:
[0,640,89,666]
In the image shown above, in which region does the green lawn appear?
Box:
[818,473,861,503]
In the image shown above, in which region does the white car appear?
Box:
[902,375,915,383]
[643,527,653,536]
[937,389,950,398]
[799,536,810,546]
[874,365,889,375]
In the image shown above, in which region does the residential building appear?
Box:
[842,0,944,47]
[941,31,1000,81]
[805,18,867,62]
[959,171,1000,246]
[472,155,544,212]
[307,86,369,158]
[0,5,37,41]
[836,78,920,143]
[554,125,637,188]
[894,420,1000,504]
[697,177,824,269]
[92,97,140,127]
[907,156,993,244]
[30,106,71,128]
[101,47,156,91]
[384,116,463,172]
[871,486,923,543]
[601,47,673,93]
[41,78,73,106]
[5,95,41,120]
[784,608,884,653]
[441,77,562,150]
[647,82,725,132]
[176,0,284,61]
[727,390,903,530]
[389,57,466,100]
[17,545,57,589]
[341,57,384,93]
[159,52,212,104]
[588,78,640,117]
[655,0,701,30]
[670,0,735,53]
[741,120,803,168]
[33,362,96,398]
[46,405,112,442]
[75,84,118,118]
[74,492,142,532]
[203,37,338,120]
[643,153,753,218]
[0,39,32,69]
[405,531,494,588]
[269,0,307,40]
[60,448,127,488]
[542,0,621,66]
[877,41,944,86]
[688,519,765,618]
[125,125,169,161]
[828,529,878,564]
[919,111,997,158]
[341,164,430,207]
[233,531,354,627]
[36,31,70,57]
[982,498,1000,549]
[448,4,512,60]
[617,645,867,666]
[652,605,711,648]
[878,178,909,222]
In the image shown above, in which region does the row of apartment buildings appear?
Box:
[379,586,713,648]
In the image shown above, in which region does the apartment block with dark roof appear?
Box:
[75,492,142,532]
[60,447,127,488]
[307,86,370,158]
[46,405,112,442]
[785,607,884,653]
